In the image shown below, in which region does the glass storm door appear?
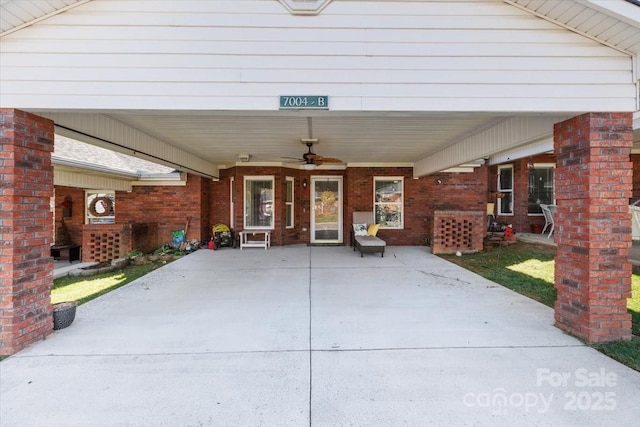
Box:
[311,177,342,244]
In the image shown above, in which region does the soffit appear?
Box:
[102,110,510,166]
[507,0,640,54]
[0,0,89,36]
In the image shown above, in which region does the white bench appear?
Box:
[239,230,271,250]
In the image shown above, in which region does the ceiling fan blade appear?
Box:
[292,139,341,167]
[316,156,343,163]
[282,156,304,161]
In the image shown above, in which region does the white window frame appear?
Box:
[373,176,404,229]
[86,190,115,224]
[51,192,56,242]
[285,177,294,229]
[229,177,235,229]
[244,176,275,230]
[497,165,514,216]
[527,163,555,216]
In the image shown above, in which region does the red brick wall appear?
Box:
[56,174,209,261]
[200,176,211,242]
[346,166,487,247]
[631,154,640,202]
[0,109,54,355]
[554,112,633,343]
[489,154,556,234]
[215,166,317,246]
[56,164,488,255]
[118,174,205,249]
[214,166,490,247]
[211,168,234,237]
[54,186,85,246]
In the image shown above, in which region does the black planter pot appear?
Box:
[53,301,77,330]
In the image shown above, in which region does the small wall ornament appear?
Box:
[88,196,113,217]
[321,190,335,206]
[61,196,72,218]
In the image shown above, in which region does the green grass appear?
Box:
[0,262,168,360]
[52,263,161,305]
[441,242,640,372]
[442,243,558,307]
[591,339,640,372]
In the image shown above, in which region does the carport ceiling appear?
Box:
[104,110,510,165]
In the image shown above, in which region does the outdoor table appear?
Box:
[239,230,271,250]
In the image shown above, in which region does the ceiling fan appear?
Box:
[284,138,343,170]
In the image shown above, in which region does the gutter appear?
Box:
[52,157,138,179]
[52,157,184,182]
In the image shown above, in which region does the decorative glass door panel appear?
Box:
[311,177,342,243]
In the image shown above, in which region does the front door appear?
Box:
[311,177,342,244]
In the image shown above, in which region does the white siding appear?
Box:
[0,0,635,112]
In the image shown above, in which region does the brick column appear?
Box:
[0,109,55,355]
[554,112,633,343]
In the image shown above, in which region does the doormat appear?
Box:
[308,243,345,247]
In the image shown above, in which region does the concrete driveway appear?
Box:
[2,246,639,426]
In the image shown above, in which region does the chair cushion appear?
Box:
[353,211,374,225]
[355,235,386,247]
[367,223,381,236]
[353,223,368,236]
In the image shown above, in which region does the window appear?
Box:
[86,191,115,224]
[244,176,274,229]
[497,165,513,215]
[374,177,403,229]
[229,177,235,229]
[528,164,555,215]
[285,177,294,228]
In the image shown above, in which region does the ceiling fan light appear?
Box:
[302,163,317,170]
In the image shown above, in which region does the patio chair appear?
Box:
[351,211,386,257]
[539,204,555,238]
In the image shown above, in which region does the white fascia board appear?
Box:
[131,181,186,187]
[414,115,566,177]
[132,172,186,186]
[137,172,184,181]
[488,136,554,165]
[220,162,348,171]
[43,112,219,180]
[52,157,138,179]
[440,167,476,173]
[54,158,185,185]
[54,168,132,192]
